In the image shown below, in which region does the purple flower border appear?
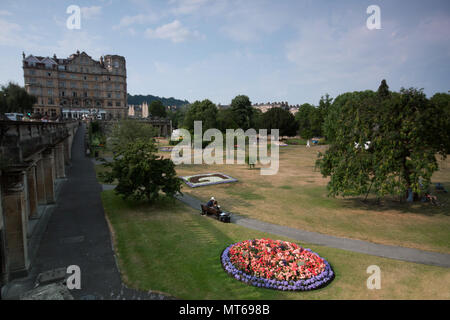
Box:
[221,241,335,291]
[179,173,238,188]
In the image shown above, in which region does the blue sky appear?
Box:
[0,0,449,105]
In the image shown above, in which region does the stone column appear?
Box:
[63,138,71,164]
[0,171,30,276]
[42,148,56,204]
[26,165,38,218]
[55,143,66,179]
[35,158,46,205]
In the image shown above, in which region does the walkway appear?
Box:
[176,193,450,268]
[2,124,174,300]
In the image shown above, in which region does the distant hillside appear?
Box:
[127,94,189,108]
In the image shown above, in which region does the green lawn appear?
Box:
[101,190,450,300]
[176,146,450,254]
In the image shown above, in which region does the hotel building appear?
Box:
[22,51,127,120]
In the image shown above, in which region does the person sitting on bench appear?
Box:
[207,197,215,208]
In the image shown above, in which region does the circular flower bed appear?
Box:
[221,239,334,291]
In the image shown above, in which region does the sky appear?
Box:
[0,0,449,105]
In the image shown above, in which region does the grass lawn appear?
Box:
[173,146,450,254]
[102,190,450,300]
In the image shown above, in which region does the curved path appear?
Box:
[175,193,450,268]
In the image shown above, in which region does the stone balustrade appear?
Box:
[0,120,79,287]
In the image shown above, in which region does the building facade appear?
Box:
[22,51,127,120]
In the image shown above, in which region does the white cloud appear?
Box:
[169,0,211,15]
[145,20,201,43]
[0,10,12,16]
[113,13,159,29]
[0,18,22,46]
[81,6,102,19]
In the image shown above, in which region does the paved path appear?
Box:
[3,123,174,300]
[176,193,450,268]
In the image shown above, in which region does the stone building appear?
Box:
[128,102,149,119]
[22,51,127,120]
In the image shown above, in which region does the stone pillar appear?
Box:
[35,158,46,205]
[0,171,30,276]
[26,165,38,218]
[55,143,66,179]
[63,138,71,164]
[42,149,56,204]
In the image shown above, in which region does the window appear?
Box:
[60,81,66,88]
[47,72,52,77]
[61,91,65,97]
[72,92,77,97]
[30,70,36,76]
[107,92,112,98]
[83,76,87,80]
[48,98,54,105]
[47,80,53,87]
[83,83,89,89]
[84,92,88,97]
[115,101,121,107]
[60,73,66,78]
[48,89,53,96]
[115,92,121,99]
[107,101,112,107]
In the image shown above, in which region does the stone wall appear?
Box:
[0,120,79,286]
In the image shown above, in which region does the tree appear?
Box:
[101,139,182,202]
[183,99,218,133]
[318,94,333,124]
[0,82,37,114]
[260,107,298,137]
[429,92,450,154]
[317,80,448,200]
[377,79,390,99]
[230,95,253,130]
[295,103,321,139]
[167,105,188,129]
[216,108,239,132]
[149,100,167,118]
[109,119,157,153]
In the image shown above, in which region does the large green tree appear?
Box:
[295,103,322,139]
[149,100,167,118]
[230,95,253,130]
[260,107,298,136]
[109,119,157,153]
[0,82,37,114]
[216,108,239,132]
[183,99,218,133]
[102,139,181,202]
[429,92,450,153]
[317,80,448,200]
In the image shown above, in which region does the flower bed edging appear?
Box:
[221,240,335,291]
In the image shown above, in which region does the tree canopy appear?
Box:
[101,139,181,202]
[0,82,37,114]
[295,103,321,139]
[230,95,254,130]
[260,107,298,136]
[109,119,157,153]
[317,80,448,200]
[149,100,167,118]
[183,99,218,133]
